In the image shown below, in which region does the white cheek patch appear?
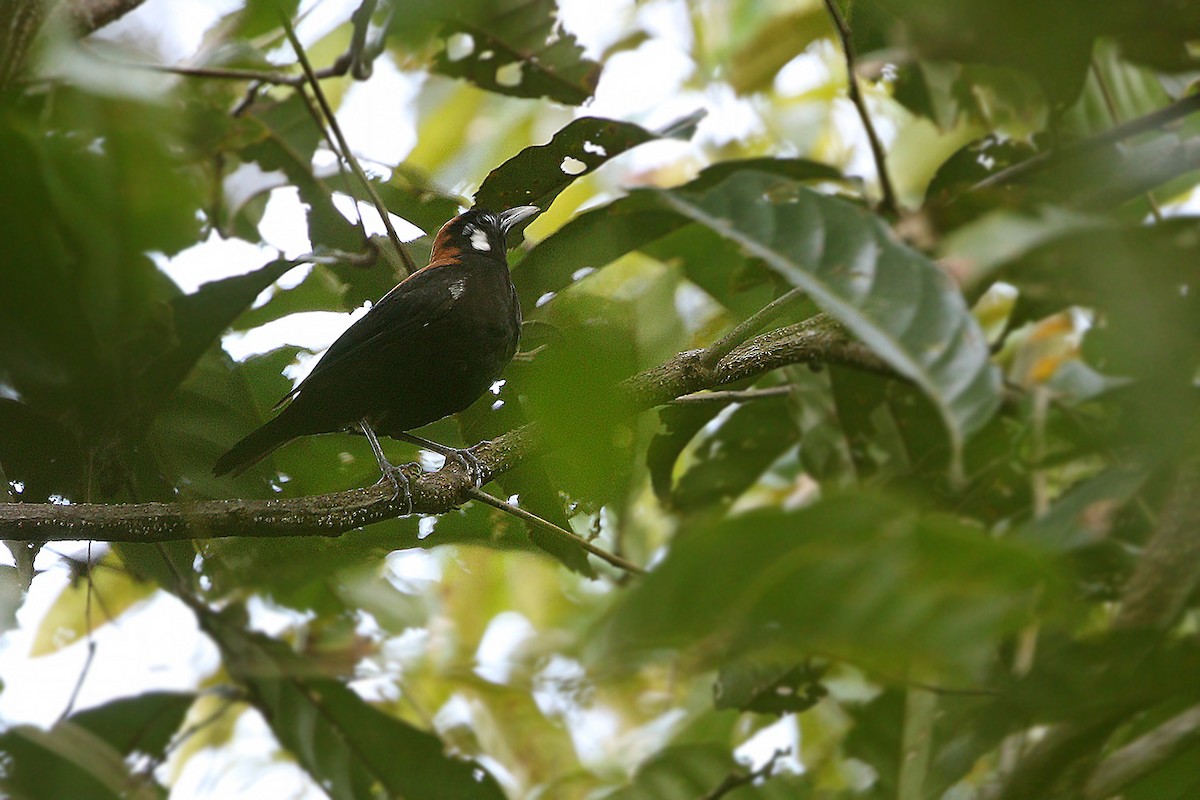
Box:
[448,277,466,299]
[469,227,492,252]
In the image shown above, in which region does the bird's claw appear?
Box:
[377,462,415,515]
[447,447,485,488]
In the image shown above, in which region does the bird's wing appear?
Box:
[273,267,460,409]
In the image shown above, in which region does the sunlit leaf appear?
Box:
[31,558,157,657]
[603,494,1061,677]
[434,0,601,105]
[200,607,506,800]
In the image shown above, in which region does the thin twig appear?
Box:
[58,542,97,722]
[701,748,790,800]
[106,59,341,87]
[465,487,646,576]
[291,86,371,242]
[699,287,806,371]
[1091,59,1163,221]
[972,92,1200,193]
[347,0,377,80]
[672,386,794,405]
[822,0,897,216]
[278,14,417,274]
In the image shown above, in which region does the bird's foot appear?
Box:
[446,446,485,488]
[376,461,416,515]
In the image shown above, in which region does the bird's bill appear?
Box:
[498,205,540,234]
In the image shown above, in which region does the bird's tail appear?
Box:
[212,415,295,477]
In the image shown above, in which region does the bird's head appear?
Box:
[428,205,540,267]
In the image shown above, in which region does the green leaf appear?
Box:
[514,158,839,309]
[434,0,601,105]
[240,95,362,252]
[670,395,800,511]
[71,692,195,758]
[138,259,299,417]
[714,658,828,715]
[0,692,191,799]
[656,171,1002,464]
[200,607,506,800]
[474,115,694,214]
[603,494,1060,677]
[1019,465,1151,552]
[728,7,832,95]
[602,744,738,800]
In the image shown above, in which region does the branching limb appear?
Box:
[822,0,898,216]
[0,315,889,544]
[699,287,806,371]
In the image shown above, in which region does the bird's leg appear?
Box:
[360,419,414,514]
[398,432,486,488]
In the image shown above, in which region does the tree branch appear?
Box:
[0,314,887,543]
[1083,703,1200,800]
[822,0,898,216]
[65,0,148,35]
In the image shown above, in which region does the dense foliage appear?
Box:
[2,1,1200,798]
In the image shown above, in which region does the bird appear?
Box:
[213,205,540,507]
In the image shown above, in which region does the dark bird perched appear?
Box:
[213,205,540,506]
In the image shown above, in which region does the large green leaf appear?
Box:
[656,171,1002,462]
[138,259,299,418]
[602,494,1061,677]
[200,607,506,800]
[433,0,601,105]
[474,114,701,214]
[0,692,194,800]
[514,158,839,309]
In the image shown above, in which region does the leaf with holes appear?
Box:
[474,113,702,214]
[656,170,1002,463]
[434,0,601,105]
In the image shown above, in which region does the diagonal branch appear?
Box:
[0,314,887,543]
[822,0,898,216]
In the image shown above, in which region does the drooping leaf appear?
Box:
[71,691,195,758]
[199,606,506,800]
[239,95,362,253]
[31,555,157,657]
[0,692,192,799]
[138,259,300,416]
[656,171,1003,463]
[434,0,602,105]
[602,494,1062,677]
